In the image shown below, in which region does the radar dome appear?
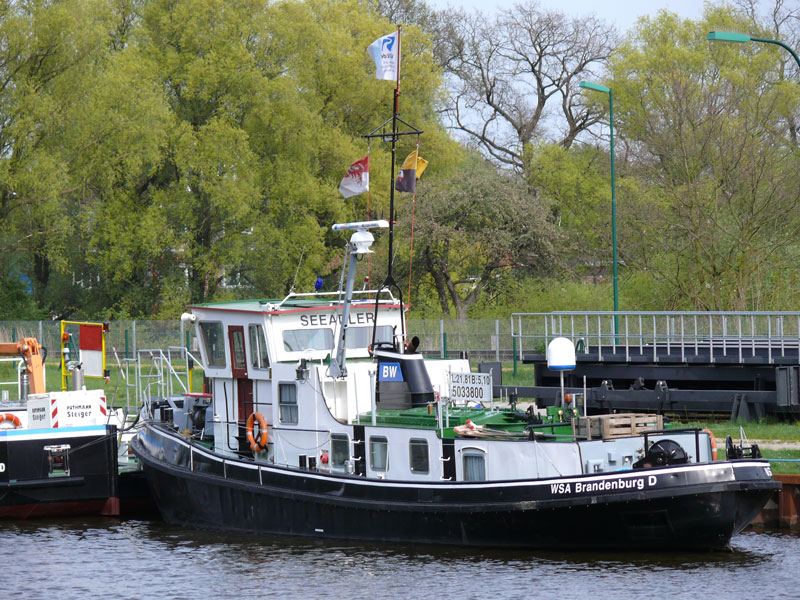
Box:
[546,337,576,371]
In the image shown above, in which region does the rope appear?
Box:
[531,433,563,477]
[366,142,371,285]
[65,432,117,455]
[405,135,421,336]
[406,136,420,319]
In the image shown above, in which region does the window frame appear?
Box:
[409,438,429,474]
[330,433,350,468]
[278,382,298,425]
[369,436,389,472]
[198,321,226,367]
[461,447,487,482]
[248,323,270,370]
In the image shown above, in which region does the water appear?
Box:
[2,519,798,600]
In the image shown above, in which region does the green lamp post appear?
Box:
[579,81,619,336]
[707,31,800,70]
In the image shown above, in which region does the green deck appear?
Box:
[354,405,577,439]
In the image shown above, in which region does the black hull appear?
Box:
[133,423,779,550]
[0,425,154,519]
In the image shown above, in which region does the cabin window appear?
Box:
[199,322,226,367]
[231,328,246,370]
[279,383,298,424]
[369,436,389,472]
[409,438,429,474]
[462,450,486,482]
[249,324,270,369]
[283,328,334,352]
[331,433,350,467]
[346,326,394,349]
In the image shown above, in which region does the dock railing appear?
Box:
[511,311,800,366]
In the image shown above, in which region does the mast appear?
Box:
[329,220,388,379]
[364,25,421,349]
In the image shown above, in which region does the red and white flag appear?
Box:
[339,156,369,198]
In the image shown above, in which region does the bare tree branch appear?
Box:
[438,1,618,172]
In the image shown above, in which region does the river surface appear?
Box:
[2,519,798,600]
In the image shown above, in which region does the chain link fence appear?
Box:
[0,318,515,363]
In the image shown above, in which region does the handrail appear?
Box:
[272,288,399,309]
[510,311,800,365]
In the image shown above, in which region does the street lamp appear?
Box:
[707,31,800,70]
[579,80,619,334]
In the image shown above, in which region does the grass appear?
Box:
[718,447,800,475]
[502,364,536,387]
[0,359,202,408]
[681,419,800,441]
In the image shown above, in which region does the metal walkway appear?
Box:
[507,312,800,418]
[512,311,800,364]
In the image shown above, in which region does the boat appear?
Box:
[131,220,780,550]
[0,337,152,518]
[131,29,779,547]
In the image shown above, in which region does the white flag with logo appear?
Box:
[367,31,399,81]
[338,156,369,198]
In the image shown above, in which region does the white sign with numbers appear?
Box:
[449,372,492,404]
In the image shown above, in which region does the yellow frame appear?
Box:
[60,320,108,391]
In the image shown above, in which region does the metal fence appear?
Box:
[6,312,800,368]
[0,320,187,362]
[0,318,517,364]
[511,311,800,363]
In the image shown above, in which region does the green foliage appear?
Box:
[3,1,800,320]
[0,0,449,318]
[405,153,563,319]
[526,142,610,267]
[608,6,800,311]
[0,278,46,320]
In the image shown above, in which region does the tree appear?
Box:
[437,1,618,171]
[407,154,563,319]
[526,142,610,271]
[608,5,800,310]
[0,0,119,318]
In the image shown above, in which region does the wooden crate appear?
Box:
[572,413,663,440]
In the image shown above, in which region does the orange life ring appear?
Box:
[703,428,717,461]
[246,412,268,453]
[0,413,21,428]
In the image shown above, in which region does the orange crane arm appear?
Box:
[0,337,46,394]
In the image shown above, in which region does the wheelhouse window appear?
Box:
[409,438,429,474]
[345,326,394,349]
[199,322,225,367]
[231,328,246,370]
[462,450,486,481]
[331,433,350,467]
[249,324,270,369]
[279,383,298,424]
[283,328,334,352]
[369,436,388,472]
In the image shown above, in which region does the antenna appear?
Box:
[289,245,306,293]
[328,220,389,379]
